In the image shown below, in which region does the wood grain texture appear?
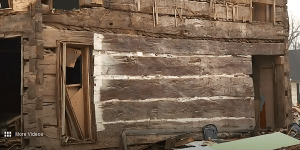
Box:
[100,97,255,121]
[44,29,284,55]
[24,74,55,95]
[94,117,255,148]
[43,9,284,40]
[23,104,57,126]
[99,76,254,101]
[97,55,252,76]
[42,29,93,48]
[94,33,285,55]
[107,0,284,21]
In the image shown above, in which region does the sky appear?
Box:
[288,0,300,19]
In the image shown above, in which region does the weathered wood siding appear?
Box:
[93,33,255,147]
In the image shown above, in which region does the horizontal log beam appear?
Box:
[100,97,255,122]
[95,54,252,76]
[94,117,255,148]
[94,33,285,55]
[98,76,254,101]
[43,9,284,40]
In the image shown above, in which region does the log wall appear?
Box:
[0,0,290,149]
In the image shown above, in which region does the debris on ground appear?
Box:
[0,136,21,149]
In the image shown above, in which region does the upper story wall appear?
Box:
[38,0,288,42]
[6,0,288,41]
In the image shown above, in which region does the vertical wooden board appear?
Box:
[29,59,38,72]
[276,64,286,128]
[35,96,43,110]
[28,110,37,124]
[66,48,81,68]
[37,42,44,59]
[35,69,44,84]
[82,46,92,138]
[70,88,85,136]
[67,86,80,100]
[28,80,37,99]
[36,118,43,133]
[259,68,275,128]
[43,104,58,126]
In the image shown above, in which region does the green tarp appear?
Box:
[209,132,300,150]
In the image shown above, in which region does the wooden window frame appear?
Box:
[0,0,13,9]
[57,42,95,145]
[252,0,276,25]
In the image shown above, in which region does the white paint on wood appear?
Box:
[94,33,104,50]
[94,51,252,58]
[94,33,105,131]
[98,117,252,124]
[291,82,297,106]
[100,96,254,103]
[94,74,250,80]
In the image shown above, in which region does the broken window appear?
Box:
[57,43,94,143]
[252,2,274,23]
[53,0,79,10]
[0,0,12,9]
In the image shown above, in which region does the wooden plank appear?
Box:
[276,64,286,128]
[259,68,275,128]
[36,118,43,133]
[24,73,56,95]
[107,0,285,19]
[80,0,103,7]
[6,115,21,125]
[82,46,92,138]
[35,96,43,110]
[95,118,255,148]
[42,10,284,40]
[62,43,66,136]
[69,88,85,137]
[39,52,56,65]
[66,47,81,68]
[99,76,254,101]
[67,86,79,99]
[23,93,56,104]
[96,55,252,76]
[165,138,176,149]
[94,33,285,55]
[35,69,44,85]
[100,97,255,122]
[66,89,85,139]
[27,80,37,99]
[13,0,37,11]
[42,29,93,48]
[0,13,32,33]
[38,64,56,74]
[175,137,194,147]
[29,59,38,72]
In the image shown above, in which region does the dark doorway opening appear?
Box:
[53,0,79,10]
[0,37,21,127]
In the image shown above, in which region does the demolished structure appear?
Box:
[0,0,293,149]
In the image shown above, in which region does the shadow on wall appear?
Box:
[53,0,79,10]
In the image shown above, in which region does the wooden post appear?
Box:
[62,43,66,136]
[250,0,253,23]
[83,46,92,138]
[273,0,276,25]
